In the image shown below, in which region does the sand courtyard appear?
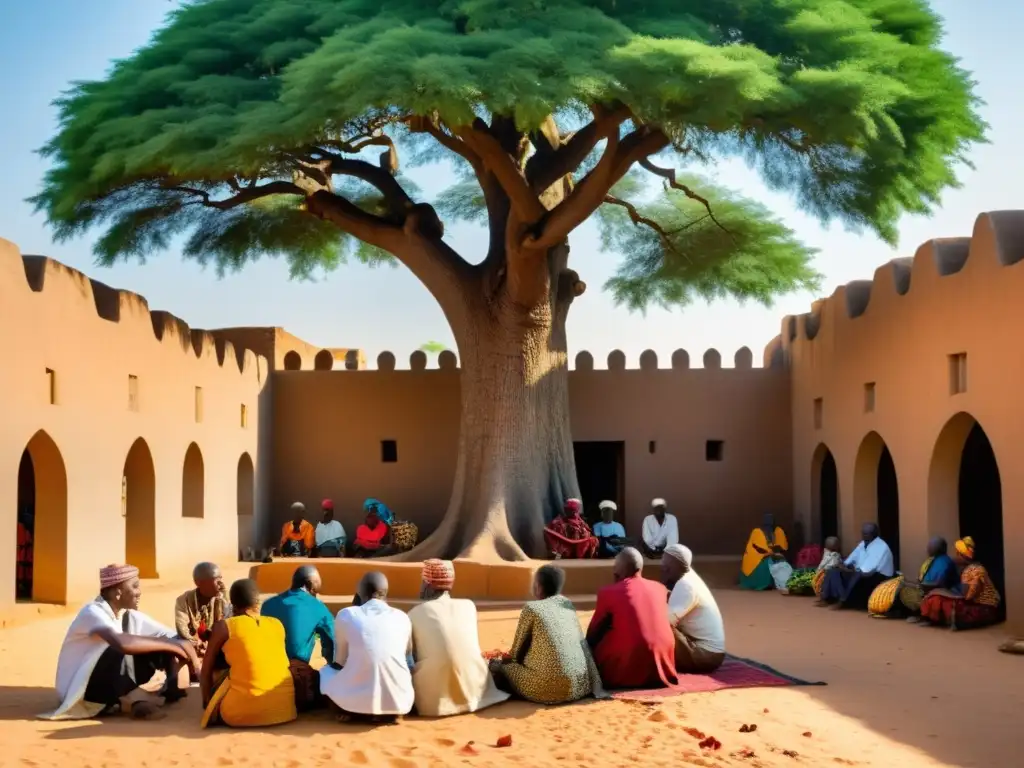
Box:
[0,565,1018,768]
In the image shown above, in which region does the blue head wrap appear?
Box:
[363,498,394,525]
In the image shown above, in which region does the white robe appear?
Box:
[319,599,414,715]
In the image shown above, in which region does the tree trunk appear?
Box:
[400,260,580,562]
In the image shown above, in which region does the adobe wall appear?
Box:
[0,238,269,611]
[270,346,792,555]
[779,210,1024,631]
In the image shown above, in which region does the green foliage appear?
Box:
[419,340,449,354]
[32,0,984,306]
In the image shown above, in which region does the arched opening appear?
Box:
[182,443,205,518]
[853,432,900,568]
[283,351,301,370]
[237,452,255,558]
[314,349,334,371]
[811,444,839,543]
[123,438,157,578]
[15,430,68,603]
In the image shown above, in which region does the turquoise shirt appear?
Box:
[260,588,336,663]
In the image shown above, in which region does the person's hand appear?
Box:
[175,638,201,675]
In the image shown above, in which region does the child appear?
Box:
[785,536,841,596]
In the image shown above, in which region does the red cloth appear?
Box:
[794,544,823,569]
[544,512,598,559]
[587,575,677,689]
[355,522,389,550]
[919,595,1000,628]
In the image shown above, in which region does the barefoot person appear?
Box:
[869,537,958,620]
[320,571,414,722]
[174,562,228,668]
[408,559,509,716]
[200,579,297,728]
[662,544,725,673]
[818,523,895,610]
[42,564,198,721]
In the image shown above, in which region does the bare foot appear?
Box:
[130,701,167,720]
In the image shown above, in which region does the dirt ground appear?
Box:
[0,566,1018,768]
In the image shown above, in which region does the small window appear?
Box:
[864,382,876,413]
[705,440,724,462]
[45,368,56,405]
[240,404,248,429]
[648,440,657,454]
[813,397,823,430]
[381,439,398,463]
[948,353,967,395]
[194,386,204,423]
[128,375,139,412]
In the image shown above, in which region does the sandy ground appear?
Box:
[0,566,1019,768]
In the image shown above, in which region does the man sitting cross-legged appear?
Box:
[817,522,895,611]
[320,571,414,723]
[42,564,198,722]
[408,559,510,716]
[661,544,726,673]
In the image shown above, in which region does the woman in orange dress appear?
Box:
[917,537,1002,630]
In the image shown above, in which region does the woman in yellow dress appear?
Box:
[200,579,297,728]
[740,513,790,590]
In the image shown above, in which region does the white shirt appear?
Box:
[315,519,346,546]
[668,570,725,653]
[844,537,896,577]
[642,513,679,550]
[319,599,414,715]
[54,598,176,701]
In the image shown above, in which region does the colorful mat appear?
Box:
[610,654,825,702]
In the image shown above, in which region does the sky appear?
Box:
[1,1,1021,368]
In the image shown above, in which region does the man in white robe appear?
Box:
[641,498,680,558]
[407,559,509,716]
[319,571,414,721]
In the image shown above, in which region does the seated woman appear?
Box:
[544,498,599,559]
[786,536,841,596]
[200,579,297,729]
[490,565,607,705]
[352,499,394,558]
[917,537,1002,630]
[739,513,789,590]
[868,536,958,619]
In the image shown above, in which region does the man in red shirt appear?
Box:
[586,547,677,689]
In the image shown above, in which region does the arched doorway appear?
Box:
[283,351,301,370]
[123,438,157,578]
[314,350,334,370]
[15,430,68,603]
[811,444,839,543]
[182,443,205,519]
[853,432,900,568]
[237,453,255,558]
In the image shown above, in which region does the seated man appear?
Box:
[280,502,315,557]
[314,499,347,558]
[818,523,895,610]
[174,562,228,674]
[490,565,607,705]
[586,547,677,689]
[200,579,297,728]
[320,571,414,722]
[42,564,198,721]
[260,565,336,711]
[593,500,628,558]
[640,499,679,558]
[352,499,394,558]
[408,559,510,716]
[544,498,598,559]
[869,536,958,619]
[662,544,725,673]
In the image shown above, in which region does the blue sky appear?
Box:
[1,1,1020,366]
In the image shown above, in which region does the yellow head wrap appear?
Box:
[955,536,975,559]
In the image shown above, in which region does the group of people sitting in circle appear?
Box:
[544,497,680,559]
[278,497,418,559]
[740,513,1003,630]
[44,542,726,726]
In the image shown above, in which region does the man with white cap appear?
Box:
[593,500,628,558]
[662,544,726,673]
[42,564,198,721]
[641,498,679,558]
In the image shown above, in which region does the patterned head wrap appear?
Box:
[363,498,395,525]
[422,559,456,591]
[100,564,139,590]
[955,536,976,560]
[564,498,582,515]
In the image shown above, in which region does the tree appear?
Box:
[35,0,984,561]
[419,340,450,357]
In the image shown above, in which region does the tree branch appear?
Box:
[602,195,711,259]
[454,119,546,222]
[638,158,730,234]
[166,181,303,209]
[526,105,631,192]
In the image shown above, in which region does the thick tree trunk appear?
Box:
[400,256,581,562]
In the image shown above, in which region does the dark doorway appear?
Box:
[877,445,900,569]
[573,441,624,525]
[819,450,839,542]
[16,449,35,600]
[958,423,1004,607]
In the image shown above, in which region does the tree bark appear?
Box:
[400,248,581,562]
